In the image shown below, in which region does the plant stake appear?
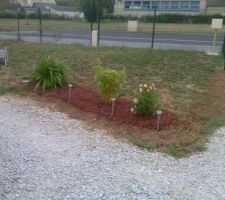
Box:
[68,84,73,102]
[111,97,116,116]
[156,110,162,131]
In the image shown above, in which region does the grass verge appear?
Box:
[0,19,224,33]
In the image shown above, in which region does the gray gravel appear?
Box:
[0,95,224,200]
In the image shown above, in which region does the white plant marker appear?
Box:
[68,84,73,102]
[156,110,162,131]
[111,98,116,116]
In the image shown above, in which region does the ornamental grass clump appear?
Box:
[135,83,161,116]
[33,58,66,91]
[94,59,126,104]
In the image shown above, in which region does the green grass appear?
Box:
[166,144,189,157]
[0,40,221,113]
[0,18,224,33]
[0,83,21,95]
[133,139,158,151]
[200,116,225,136]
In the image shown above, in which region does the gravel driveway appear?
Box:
[0,95,224,200]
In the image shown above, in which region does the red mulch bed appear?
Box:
[37,84,177,130]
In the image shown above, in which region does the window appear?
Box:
[160,1,170,10]
[133,1,142,9]
[180,1,190,9]
[171,1,179,10]
[123,1,199,11]
[124,1,132,9]
[142,1,151,9]
[152,1,160,9]
[190,1,200,10]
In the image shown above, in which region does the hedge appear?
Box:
[0,12,81,21]
[103,14,225,24]
[0,11,224,24]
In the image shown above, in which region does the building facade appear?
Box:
[15,0,55,7]
[206,0,225,15]
[114,0,207,15]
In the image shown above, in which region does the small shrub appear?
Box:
[33,58,66,91]
[135,83,161,116]
[94,59,126,104]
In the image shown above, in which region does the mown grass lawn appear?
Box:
[0,18,224,33]
[0,39,224,157]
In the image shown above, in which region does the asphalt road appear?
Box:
[0,28,223,51]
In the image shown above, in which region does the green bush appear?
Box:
[33,58,66,91]
[135,83,161,116]
[94,59,126,104]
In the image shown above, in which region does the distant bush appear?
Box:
[135,83,161,116]
[94,59,126,104]
[33,58,66,91]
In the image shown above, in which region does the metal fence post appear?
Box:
[97,8,100,47]
[151,9,157,49]
[17,8,21,40]
[90,0,93,32]
[222,33,225,70]
[38,8,43,43]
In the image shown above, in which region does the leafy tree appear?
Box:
[77,0,115,22]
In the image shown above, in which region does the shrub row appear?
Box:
[103,14,225,24]
[1,11,224,24]
[0,12,81,21]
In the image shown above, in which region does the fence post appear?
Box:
[17,8,21,40]
[38,8,42,43]
[222,33,225,70]
[90,0,93,32]
[151,9,156,49]
[97,8,100,47]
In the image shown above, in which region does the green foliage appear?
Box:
[135,83,161,116]
[94,59,126,104]
[33,58,66,91]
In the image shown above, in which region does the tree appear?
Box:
[77,0,115,22]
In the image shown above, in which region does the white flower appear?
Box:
[149,86,152,90]
[144,84,147,88]
[139,88,143,93]
[130,107,134,112]
[139,84,143,88]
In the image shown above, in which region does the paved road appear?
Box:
[0,29,223,52]
[0,95,225,200]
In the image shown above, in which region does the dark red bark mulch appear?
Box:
[40,84,177,130]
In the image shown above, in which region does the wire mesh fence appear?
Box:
[0,9,224,53]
